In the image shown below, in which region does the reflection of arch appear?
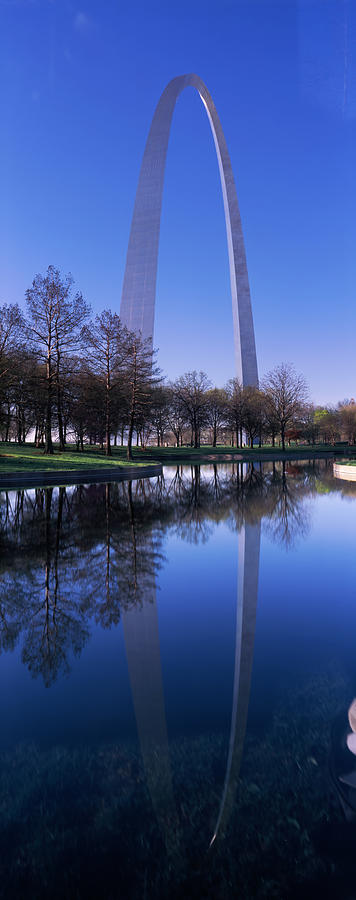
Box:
[210,521,261,843]
[122,514,261,847]
[120,74,258,386]
[122,589,175,835]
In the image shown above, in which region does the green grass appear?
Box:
[0,443,153,474]
[0,440,353,476]
[134,442,355,459]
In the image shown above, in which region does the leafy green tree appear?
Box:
[339,400,356,444]
[313,407,339,444]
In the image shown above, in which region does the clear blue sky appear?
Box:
[0,0,355,403]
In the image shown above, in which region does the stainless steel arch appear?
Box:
[120,73,258,387]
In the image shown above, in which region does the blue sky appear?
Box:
[0,0,355,403]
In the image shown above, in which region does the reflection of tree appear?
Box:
[80,481,166,628]
[20,488,90,685]
[0,580,23,653]
[121,480,163,606]
[0,479,168,684]
[14,488,89,686]
[0,488,91,685]
[173,465,214,544]
[264,461,311,549]
[0,458,340,684]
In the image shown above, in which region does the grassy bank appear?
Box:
[0,441,354,475]
[0,443,154,474]
[136,442,355,462]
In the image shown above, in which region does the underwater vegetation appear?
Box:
[0,670,350,899]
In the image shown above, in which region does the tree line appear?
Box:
[1,266,355,456]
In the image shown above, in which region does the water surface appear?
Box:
[0,460,356,898]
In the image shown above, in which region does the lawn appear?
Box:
[135,442,354,460]
[0,444,152,474]
[0,441,352,475]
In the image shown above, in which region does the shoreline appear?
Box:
[143,448,353,464]
[0,463,163,491]
[0,446,355,490]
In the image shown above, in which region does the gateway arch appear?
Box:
[120,73,258,387]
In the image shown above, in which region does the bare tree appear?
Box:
[296,404,318,446]
[11,349,39,444]
[0,303,24,379]
[173,371,211,448]
[82,310,128,456]
[0,303,25,437]
[167,386,188,447]
[225,377,245,447]
[263,399,280,447]
[150,385,171,447]
[242,386,265,447]
[262,363,309,452]
[26,267,90,453]
[125,333,161,460]
[205,388,227,446]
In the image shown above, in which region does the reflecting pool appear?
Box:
[0,460,356,898]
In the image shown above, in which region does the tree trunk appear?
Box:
[17,408,22,444]
[55,339,66,451]
[5,401,11,442]
[57,383,65,450]
[105,390,111,455]
[281,425,286,452]
[45,341,54,454]
[127,414,134,460]
[127,373,136,461]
